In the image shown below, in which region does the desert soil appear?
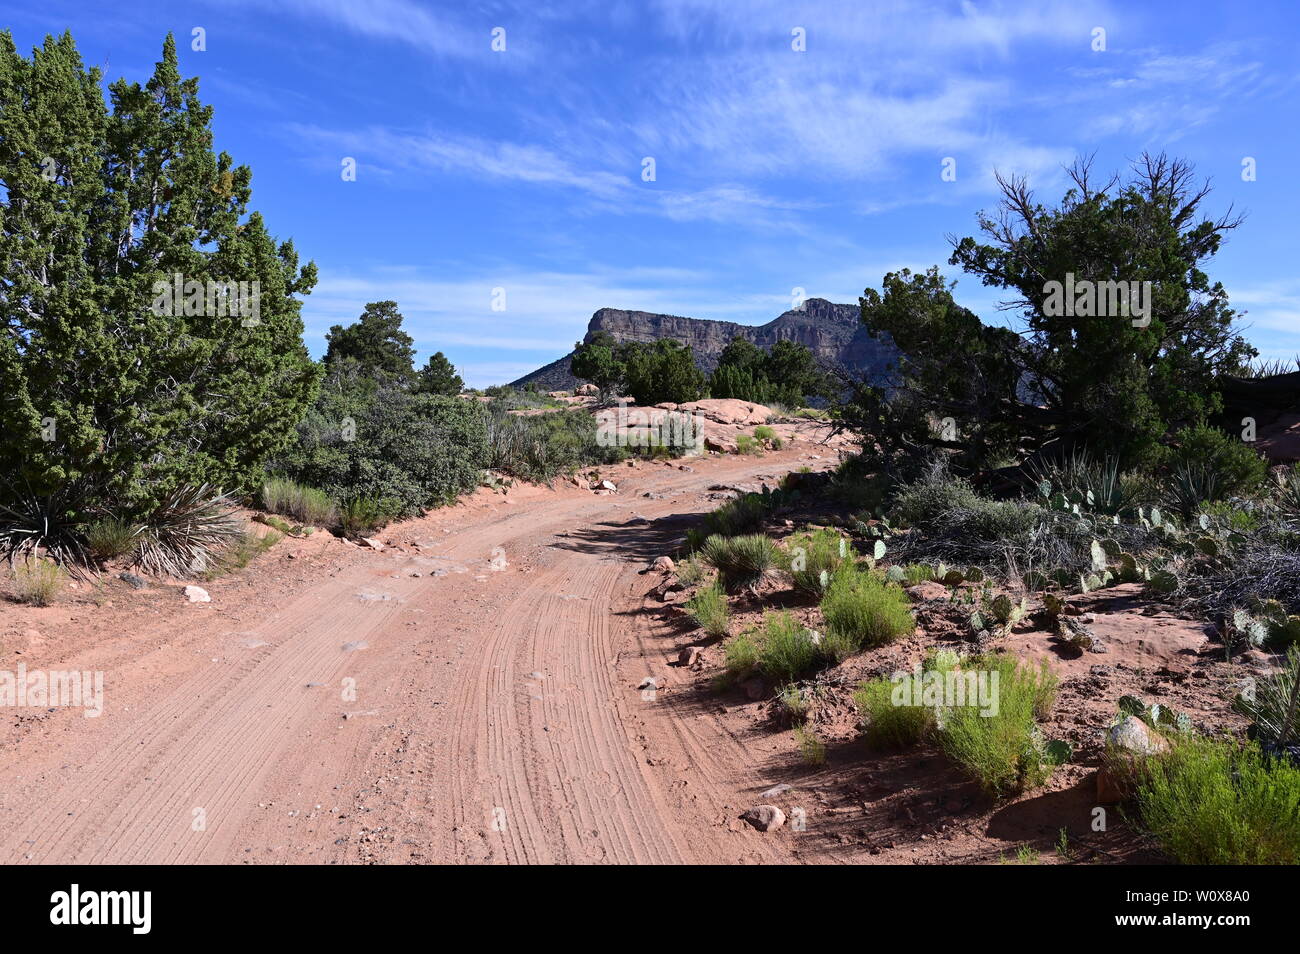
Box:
[0,419,1263,864]
[0,423,841,864]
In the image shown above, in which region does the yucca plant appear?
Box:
[0,479,95,569]
[1233,646,1300,756]
[1165,463,1221,518]
[134,484,242,576]
[1274,465,1300,528]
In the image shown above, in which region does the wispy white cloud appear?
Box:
[213,0,481,58]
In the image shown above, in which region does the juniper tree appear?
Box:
[569,330,625,402]
[0,31,318,518]
[855,154,1255,469]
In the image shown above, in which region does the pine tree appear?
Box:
[415,351,464,396]
[324,300,415,381]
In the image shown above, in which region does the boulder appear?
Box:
[677,645,704,668]
[1106,716,1170,757]
[183,585,211,603]
[741,805,786,832]
[652,556,675,573]
[674,399,773,427]
[575,383,599,396]
[360,537,385,551]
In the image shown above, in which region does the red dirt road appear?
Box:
[0,439,840,864]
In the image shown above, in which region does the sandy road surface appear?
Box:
[0,439,840,864]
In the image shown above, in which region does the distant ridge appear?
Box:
[509,297,897,391]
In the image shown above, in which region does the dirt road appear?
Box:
[0,440,839,864]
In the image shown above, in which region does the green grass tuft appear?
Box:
[11,557,62,606]
[684,580,730,637]
[700,533,776,592]
[819,564,915,651]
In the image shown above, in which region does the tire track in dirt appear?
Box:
[445,556,686,864]
[3,564,426,864]
[1,438,842,864]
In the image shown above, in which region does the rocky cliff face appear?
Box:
[510,297,896,391]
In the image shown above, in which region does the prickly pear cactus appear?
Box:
[1147,569,1178,595]
[1089,539,1108,572]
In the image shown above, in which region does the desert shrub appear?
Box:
[780,527,849,596]
[820,565,914,650]
[280,378,489,517]
[776,685,810,723]
[485,409,621,481]
[338,495,401,537]
[1155,423,1269,510]
[855,674,934,749]
[891,466,983,526]
[735,434,760,455]
[482,386,563,412]
[939,655,1059,796]
[703,493,771,537]
[795,725,827,765]
[11,557,62,606]
[1199,499,1260,533]
[259,477,338,526]
[1183,537,1300,619]
[684,580,730,637]
[753,425,776,441]
[675,555,706,587]
[135,485,243,576]
[723,632,760,677]
[84,517,139,562]
[890,462,1160,576]
[755,611,824,684]
[700,534,776,592]
[1133,734,1300,864]
[903,563,935,584]
[792,407,831,420]
[204,527,282,580]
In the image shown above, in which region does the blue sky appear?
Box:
[8,0,1300,385]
